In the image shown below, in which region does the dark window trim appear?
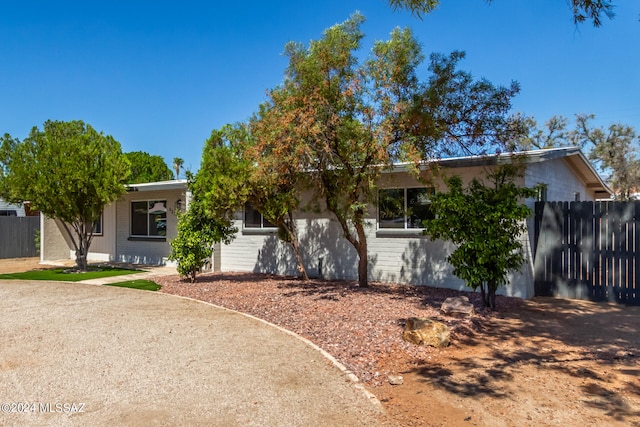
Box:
[378,187,434,231]
[243,204,278,231]
[127,236,167,242]
[130,200,168,238]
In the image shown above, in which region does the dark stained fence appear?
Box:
[534,201,639,305]
[0,216,40,259]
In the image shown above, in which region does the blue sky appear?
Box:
[1,1,638,174]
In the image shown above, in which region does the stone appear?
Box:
[402,317,450,348]
[440,296,475,317]
[388,375,404,385]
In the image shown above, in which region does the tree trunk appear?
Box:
[76,232,90,271]
[487,280,497,310]
[284,214,309,281]
[355,221,369,288]
[291,235,309,280]
[480,283,488,308]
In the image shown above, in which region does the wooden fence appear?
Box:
[0,216,40,259]
[534,201,639,305]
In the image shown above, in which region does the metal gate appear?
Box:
[0,216,40,259]
[534,201,639,305]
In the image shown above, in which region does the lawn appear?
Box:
[0,266,142,282]
[105,279,161,291]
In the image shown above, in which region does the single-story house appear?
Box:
[41,147,611,299]
[41,180,188,266]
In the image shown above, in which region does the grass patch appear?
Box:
[0,266,142,282]
[105,279,161,291]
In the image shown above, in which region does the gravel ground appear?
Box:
[155,272,519,387]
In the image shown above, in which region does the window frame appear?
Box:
[130,200,168,238]
[378,187,435,232]
[92,212,103,236]
[242,203,277,233]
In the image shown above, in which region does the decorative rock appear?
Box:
[402,317,450,348]
[388,375,404,385]
[440,296,475,317]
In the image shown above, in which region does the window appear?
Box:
[131,200,167,237]
[0,210,17,216]
[244,204,275,229]
[536,184,548,202]
[92,213,103,236]
[379,187,434,229]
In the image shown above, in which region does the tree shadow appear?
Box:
[409,296,640,424]
[253,218,379,282]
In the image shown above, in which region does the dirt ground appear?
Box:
[374,298,640,426]
[0,257,45,274]
[157,273,640,427]
[3,258,639,426]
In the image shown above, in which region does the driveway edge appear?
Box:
[159,292,385,413]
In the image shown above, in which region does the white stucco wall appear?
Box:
[86,203,117,262]
[220,165,537,299]
[525,158,597,202]
[115,189,184,265]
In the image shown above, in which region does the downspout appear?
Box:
[39,214,44,264]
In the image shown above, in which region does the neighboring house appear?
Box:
[0,199,26,217]
[40,148,611,299]
[219,147,611,299]
[41,180,188,265]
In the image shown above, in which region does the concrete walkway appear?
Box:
[76,265,178,285]
[0,279,384,426]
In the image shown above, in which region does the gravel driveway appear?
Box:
[0,280,383,426]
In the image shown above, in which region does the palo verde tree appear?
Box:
[0,120,130,271]
[423,161,537,310]
[264,13,520,287]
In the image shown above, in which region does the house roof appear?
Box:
[126,179,188,192]
[393,147,613,199]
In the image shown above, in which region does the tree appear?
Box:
[0,120,130,270]
[197,123,310,280]
[247,105,311,280]
[170,128,250,281]
[173,157,184,180]
[169,196,235,282]
[423,162,537,309]
[388,0,616,26]
[581,121,640,200]
[517,114,640,200]
[195,124,252,232]
[125,151,173,184]
[257,14,520,287]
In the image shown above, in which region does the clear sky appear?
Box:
[1,1,638,174]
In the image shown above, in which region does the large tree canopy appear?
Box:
[388,0,617,26]
[213,13,520,287]
[0,120,130,270]
[125,151,174,184]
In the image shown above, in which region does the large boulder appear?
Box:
[440,296,475,317]
[402,317,450,348]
